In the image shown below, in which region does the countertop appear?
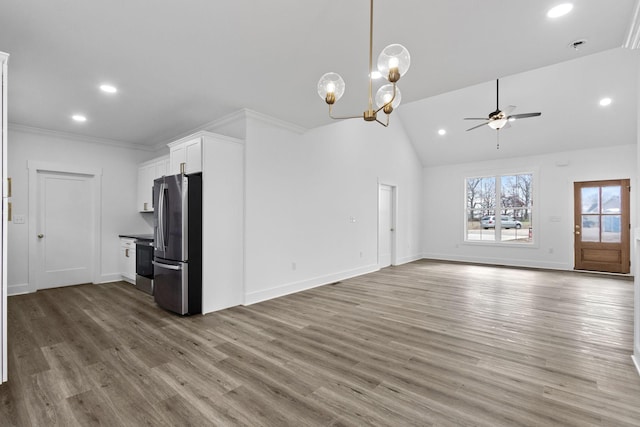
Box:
[119,234,154,241]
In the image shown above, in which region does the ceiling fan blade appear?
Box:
[502,121,512,129]
[466,121,490,131]
[502,105,516,115]
[463,117,489,120]
[508,112,541,119]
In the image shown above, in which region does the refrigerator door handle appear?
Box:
[152,260,182,271]
[157,183,166,250]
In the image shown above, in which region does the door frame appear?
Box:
[27,161,102,292]
[378,182,398,267]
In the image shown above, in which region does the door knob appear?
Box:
[37,234,44,238]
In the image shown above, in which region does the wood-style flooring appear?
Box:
[1,259,639,426]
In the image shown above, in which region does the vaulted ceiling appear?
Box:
[0,0,638,166]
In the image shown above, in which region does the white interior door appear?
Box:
[378,184,395,268]
[36,171,94,289]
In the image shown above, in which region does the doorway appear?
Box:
[574,179,630,273]
[28,162,102,291]
[378,184,396,268]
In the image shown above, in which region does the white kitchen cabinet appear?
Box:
[137,155,169,212]
[168,136,202,174]
[119,238,136,284]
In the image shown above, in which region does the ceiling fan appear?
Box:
[464,79,541,132]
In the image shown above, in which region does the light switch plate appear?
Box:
[13,214,25,224]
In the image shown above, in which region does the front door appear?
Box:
[36,171,94,289]
[574,179,630,273]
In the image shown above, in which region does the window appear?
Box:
[465,173,533,244]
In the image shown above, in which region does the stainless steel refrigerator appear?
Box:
[152,173,202,315]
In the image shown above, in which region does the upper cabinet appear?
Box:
[137,155,169,212]
[169,137,202,174]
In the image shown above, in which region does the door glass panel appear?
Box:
[581,187,599,214]
[581,215,600,242]
[601,186,621,214]
[602,215,621,243]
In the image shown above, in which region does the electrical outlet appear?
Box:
[13,214,25,224]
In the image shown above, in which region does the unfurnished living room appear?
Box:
[0,1,640,426]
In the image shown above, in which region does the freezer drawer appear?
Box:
[152,259,188,315]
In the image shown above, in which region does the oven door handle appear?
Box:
[152,260,182,271]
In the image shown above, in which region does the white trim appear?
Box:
[153,109,305,150]
[395,254,423,265]
[27,161,103,293]
[243,109,307,135]
[9,123,155,152]
[378,182,398,267]
[632,355,640,377]
[95,273,124,284]
[244,264,379,306]
[7,283,29,296]
[420,253,571,271]
[624,0,640,49]
[1,50,8,384]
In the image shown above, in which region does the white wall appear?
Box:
[7,127,153,294]
[242,114,423,304]
[423,144,637,271]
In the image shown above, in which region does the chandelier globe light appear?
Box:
[316,0,410,127]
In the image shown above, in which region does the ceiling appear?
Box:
[0,0,638,164]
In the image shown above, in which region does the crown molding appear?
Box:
[242,109,307,135]
[196,108,307,135]
[8,123,156,152]
[151,108,307,150]
[150,110,247,150]
[624,0,640,49]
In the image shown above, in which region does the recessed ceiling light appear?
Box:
[438,129,446,136]
[100,84,117,93]
[599,97,612,106]
[72,114,87,122]
[547,3,573,18]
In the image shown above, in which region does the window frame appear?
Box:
[463,169,538,247]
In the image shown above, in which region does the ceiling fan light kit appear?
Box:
[316,0,410,127]
[464,79,542,143]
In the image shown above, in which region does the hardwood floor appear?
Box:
[1,259,639,426]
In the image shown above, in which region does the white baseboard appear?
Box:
[632,355,640,377]
[420,252,570,271]
[97,273,126,284]
[394,253,423,266]
[244,264,379,306]
[8,283,30,296]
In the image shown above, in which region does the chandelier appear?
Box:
[316,0,411,127]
